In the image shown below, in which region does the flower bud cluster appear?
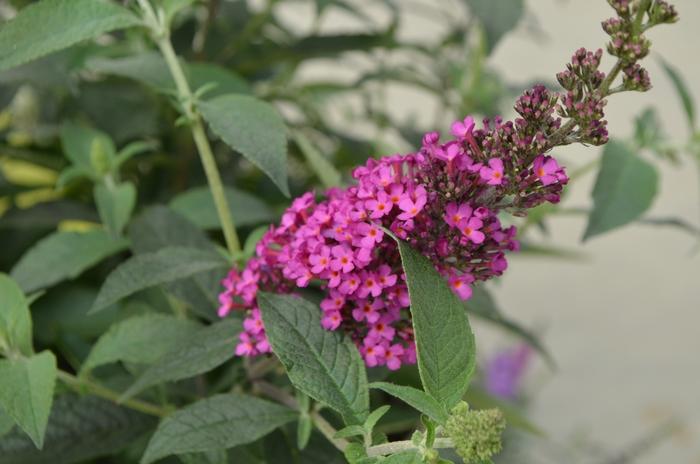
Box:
[622,63,652,91]
[445,402,506,464]
[649,0,679,25]
[557,48,610,146]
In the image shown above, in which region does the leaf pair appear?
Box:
[0,275,57,449]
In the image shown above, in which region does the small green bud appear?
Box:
[344,442,370,464]
[444,402,505,464]
[90,138,112,175]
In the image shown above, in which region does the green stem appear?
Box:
[310,410,349,452]
[253,380,350,452]
[366,438,454,457]
[137,0,241,256]
[633,0,651,34]
[57,370,171,418]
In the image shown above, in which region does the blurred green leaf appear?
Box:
[464,0,524,52]
[170,186,275,230]
[32,285,118,346]
[382,451,422,463]
[0,410,12,438]
[162,0,196,22]
[0,394,156,464]
[258,292,369,425]
[634,107,666,150]
[390,234,476,409]
[113,141,158,169]
[369,382,448,424]
[466,286,555,368]
[128,207,222,321]
[90,246,228,313]
[94,182,136,237]
[87,53,251,99]
[584,140,658,240]
[178,449,228,464]
[78,80,161,144]
[0,0,140,72]
[10,230,129,294]
[60,123,115,175]
[658,57,696,131]
[292,131,343,188]
[199,95,289,196]
[0,273,33,357]
[82,313,201,372]
[120,318,242,401]
[297,415,313,451]
[142,394,297,464]
[128,206,212,253]
[0,352,57,449]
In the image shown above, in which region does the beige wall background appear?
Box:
[275,0,700,461]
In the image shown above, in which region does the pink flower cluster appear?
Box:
[219,110,569,370]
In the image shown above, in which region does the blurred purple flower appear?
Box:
[484,344,533,400]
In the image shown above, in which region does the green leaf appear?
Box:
[464,0,524,52]
[161,0,196,22]
[10,230,129,294]
[82,313,201,372]
[187,62,252,98]
[466,286,555,368]
[292,131,342,188]
[56,166,91,188]
[113,141,158,169]
[120,318,242,401]
[583,140,659,240]
[128,207,221,321]
[257,292,369,425]
[633,107,667,151]
[170,186,275,230]
[0,352,57,449]
[90,246,228,313]
[87,53,251,99]
[363,405,391,434]
[369,382,448,424]
[0,409,13,438]
[178,449,228,464]
[0,394,156,464]
[333,425,365,439]
[0,0,140,72]
[129,206,213,253]
[141,394,297,463]
[658,57,696,131]
[94,182,136,237]
[389,233,476,409]
[199,95,289,196]
[60,123,116,174]
[381,451,422,464]
[297,415,313,451]
[0,201,97,231]
[0,274,33,357]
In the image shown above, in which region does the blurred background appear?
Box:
[1,0,698,462]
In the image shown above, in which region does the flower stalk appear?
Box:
[57,370,171,418]
[136,0,241,256]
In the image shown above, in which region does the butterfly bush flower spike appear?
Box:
[218,0,677,369]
